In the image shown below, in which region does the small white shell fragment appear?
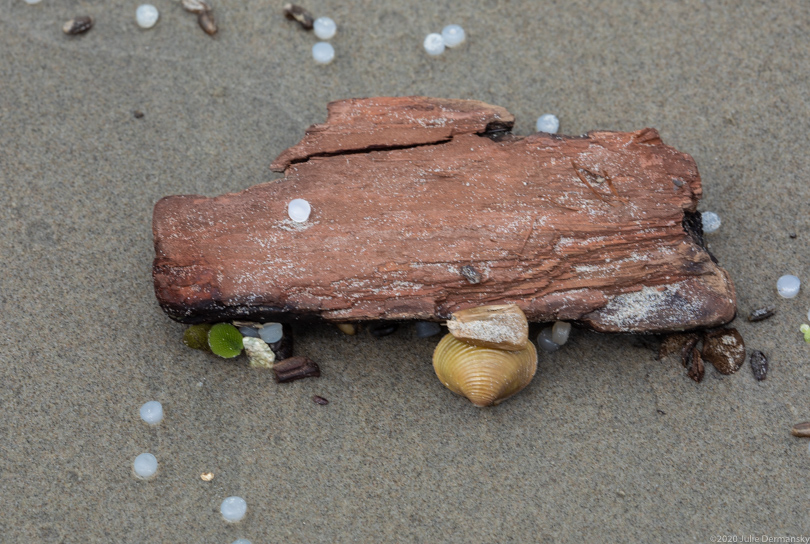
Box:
[242,337,276,369]
[535,114,560,134]
[423,33,445,56]
[777,275,801,298]
[312,42,335,64]
[136,4,159,29]
[24,0,42,4]
[221,496,248,523]
[238,326,260,338]
[139,401,164,425]
[441,24,465,48]
[258,322,284,344]
[232,540,252,544]
[133,453,158,479]
[701,211,721,233]
[313,17,336,40]
[288,198,312,222]
[537,327,560,353]
[551,321,572,346]
[807,308,810,321]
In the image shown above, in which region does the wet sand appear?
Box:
[1,1,809,541]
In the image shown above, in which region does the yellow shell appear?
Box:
[432,334,538,407]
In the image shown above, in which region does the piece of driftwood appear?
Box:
[152,96,737,333]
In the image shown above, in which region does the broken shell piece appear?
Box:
[702,328,745,375]
[198,10,217,36]
[181,0,210,13]
[336,323,356,335]
[433,334,537,407]
[62,16,93,35]
[242,337,276,369]
[447,304,528,351]
[283,3,314,30]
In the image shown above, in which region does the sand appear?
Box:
[1,0,809,541]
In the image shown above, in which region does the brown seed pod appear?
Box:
[283,3,314,30]
[273,356,320,383]
[198,10,217,36]
[791,422,810,437]
[685,347,704,382]
[702,328,745,375]
[62,16,94,35]
[312,395,329,405]
[433,334,537,407]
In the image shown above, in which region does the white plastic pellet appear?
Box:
[312,42,335,64]
[441,24,466,48]
[535,114,560,134]
[232,540,252,544]
[537,327,560,353]
[258,323,284,344]
[136,4,159,29]
[551,321,572,346]
[221,496,247,523]
[313,17,336,40]
[701,211,721,233]
[423,33,445,56]
[139,401,164,425]
[807,308,810,321]
[24,0,42,4]
[777,275,801,298]
[288,198,312,222]
[133,453,158,479]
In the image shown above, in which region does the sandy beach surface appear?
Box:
[2,1,809,541]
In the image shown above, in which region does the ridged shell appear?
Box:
[433,334,537,407]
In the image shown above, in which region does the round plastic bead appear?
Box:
[701,211,721,233]
[441,25,466,48]
[312,42,335,64]
[288,198,312,222]
[535,114,560,134]
[423,33,445,56]
[313,17,336,40]
[221,496,248,523]
[136,4,159,29]
[258,323,283,344]
[537,327,560,353]
[551,321,572,346]
[777,275,800,298]
[133,453,158,479]
[139,401,163,425]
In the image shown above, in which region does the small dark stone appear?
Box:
[749,350,768,381]
[273,356,320,383]
[369,322,398,337]
[269,323,294,360]
[460,265,482,284]
[133,110,145,119]
[283,3,314,30]
[312,395,329,405]
[685,347,704,382]
[656,409,666,415]
[702,328,746,375]
[789,233,797,239]
[62,16,93,35]
[415,321,442,338]
[747,307,776,322]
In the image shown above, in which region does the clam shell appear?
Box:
[433,334,537,407]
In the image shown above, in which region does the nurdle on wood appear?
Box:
[152,96,737,333]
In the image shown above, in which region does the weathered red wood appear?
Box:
[153,96,736,332]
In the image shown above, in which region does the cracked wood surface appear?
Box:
[152,96,737,332]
